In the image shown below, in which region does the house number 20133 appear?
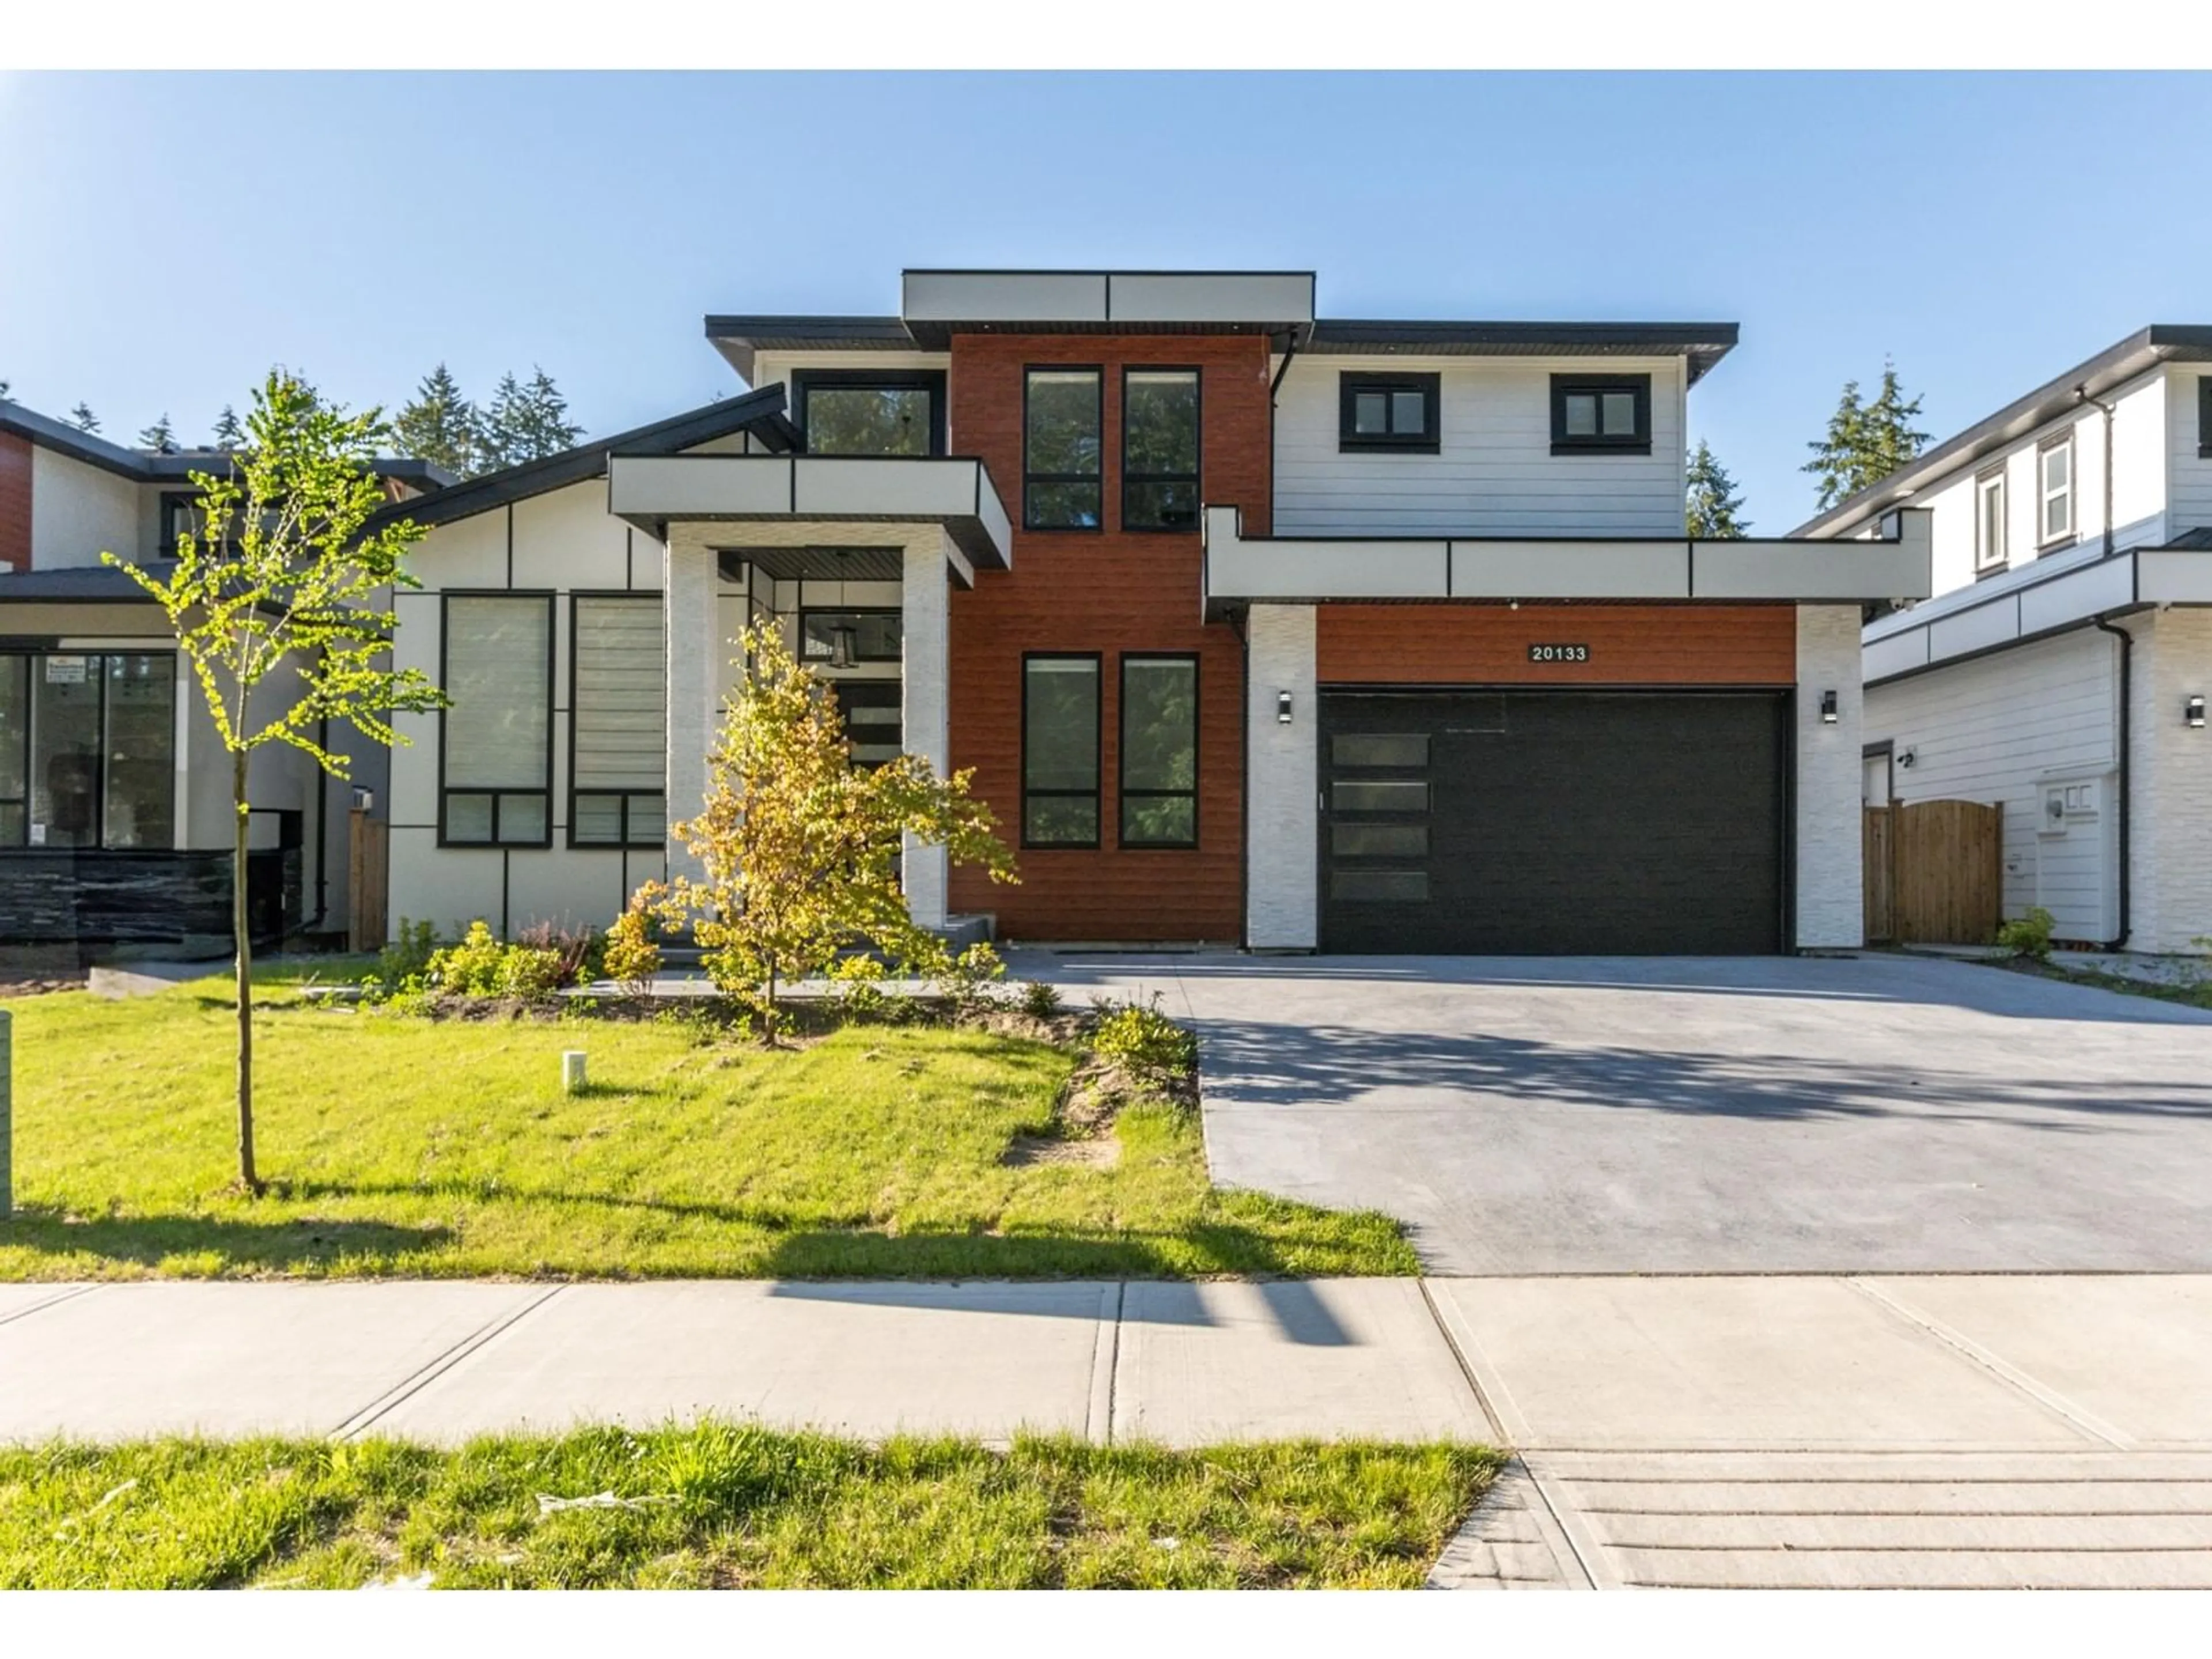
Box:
[1527,643,1590,662]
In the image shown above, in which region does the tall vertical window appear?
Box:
[569,595,666,848]
[1119,656,1198,848]
[1122,369,1201,531]
[1021,654,1100,846]
[2039,433,2075,546]
[1975,468,2008,573]
[793,370,945,457]
[441,593,553,846]
[0,651,175,850]
[1024,368,1103,529]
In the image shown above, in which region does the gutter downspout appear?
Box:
[2092,614,2131,951]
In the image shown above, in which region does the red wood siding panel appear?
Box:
[1316,603,1798,687]
[945,334,1271,941]
[0,432,31,571]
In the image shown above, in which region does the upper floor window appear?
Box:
[1975,468,2007,574]
[2039,432,2075,547]
[1338,372,1439,453]
[2199,376,2211,459]
[793,369,945,457]
[1123,368,1201,532]
[1551,374,1652,455]
[1025,368,1103,531]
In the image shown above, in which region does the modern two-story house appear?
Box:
[0,400,446,963]
[374,266,1927,957]
[1795,327,2212,953]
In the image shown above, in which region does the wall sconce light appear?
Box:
[1277,691,1294,725]
[828,624,858,671]
[1897,747,1917,770]
[2188,695,2206,729]
[1819,690,1839,725]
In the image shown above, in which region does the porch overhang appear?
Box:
[608,455,1012,572]
[1199,505,1932,622]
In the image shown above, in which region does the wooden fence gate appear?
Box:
[1862,799,2002,946]
[348,809,388,953]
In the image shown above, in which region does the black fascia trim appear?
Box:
[1550,373,1653,455]
[1022,366,1105,532]
[1020,650,1103,850]
[366,384,791,535]
[438,589,557,853]
[1118,651,1200,849]
[1121,365,1203,533]
[790,368,948,457]
[1338,372,1441,454]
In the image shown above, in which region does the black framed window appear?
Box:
[1338,372,1440,453]
[792,369,946,457]
[1119,655,1198,849]
[1122,368,1201,531]
[1021,654,1100,846]
[569,594,665,849]
[800,609,902,665]
[832,680,903,768]
[2198,376,2211,459]
[440,592,554,847]
[1550,374,1652,454]
[1024,368,1103,529]
[0,650,176,851]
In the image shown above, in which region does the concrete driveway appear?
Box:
[1010,950,2212,1275]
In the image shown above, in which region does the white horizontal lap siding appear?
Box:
[2138,608,2212,953]
[2169,368,2212,535]
[1271,355,1687,536]
[1865,628,2119,941]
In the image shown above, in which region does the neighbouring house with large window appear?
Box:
[376,266,1927,955]
[0,399,446,962]
[1794,326,2212,953]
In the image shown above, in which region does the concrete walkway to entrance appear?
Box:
[6,1273,2212,1588]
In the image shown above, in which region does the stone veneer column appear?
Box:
[901,534,952,930]
[1795,604,1864,950]
[1245,604,1319,950]
[664,538,719,887]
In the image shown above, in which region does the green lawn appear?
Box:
[0,1426,1501,1589]
[0,976,1413,1280]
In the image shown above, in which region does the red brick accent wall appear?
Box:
[0,431,31,571]
[945,334,1272,941]
[1317,603,1798,686]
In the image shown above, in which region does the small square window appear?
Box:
[1551,375,1652,453]
[1339,373,1440,453]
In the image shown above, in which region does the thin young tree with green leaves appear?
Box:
[105,370,449,1192]
[1685,439,1752,538]
[1804,358,1933,510]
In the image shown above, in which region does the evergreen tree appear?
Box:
[69,402,101,434]
[210,405,245,450]
[1804,358,1932,510]
[1685,440,1751,538]
[0,378,12,400]
[393,363,482,478]
[479,366,583,470]
[138,412,178,453]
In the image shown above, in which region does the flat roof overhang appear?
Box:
[607,454,1012,573]
[1200,505,1932,622]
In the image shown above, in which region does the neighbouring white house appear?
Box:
[1794,325,2212,953]
[0,397,448,963]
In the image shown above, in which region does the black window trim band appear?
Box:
[789,367,948,458]
[1550,373,1653,456]
[1022,365,1106,533]
[1020,649,1103,850]
[1118,650,1200,850]
[438,587,557,851]
[1120,364,1204,535]
[565,588,666,851]
[1338,370,1441,454]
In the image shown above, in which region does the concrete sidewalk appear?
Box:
[5,1274,2212,1588]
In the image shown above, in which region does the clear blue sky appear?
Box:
[3,71,2206,530]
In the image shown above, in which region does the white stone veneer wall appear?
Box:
[1245,604,1318,949]
[1796,604,1865,949]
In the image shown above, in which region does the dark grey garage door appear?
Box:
[1319,690,1789,955]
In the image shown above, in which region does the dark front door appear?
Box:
[1318,689,1789,955]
